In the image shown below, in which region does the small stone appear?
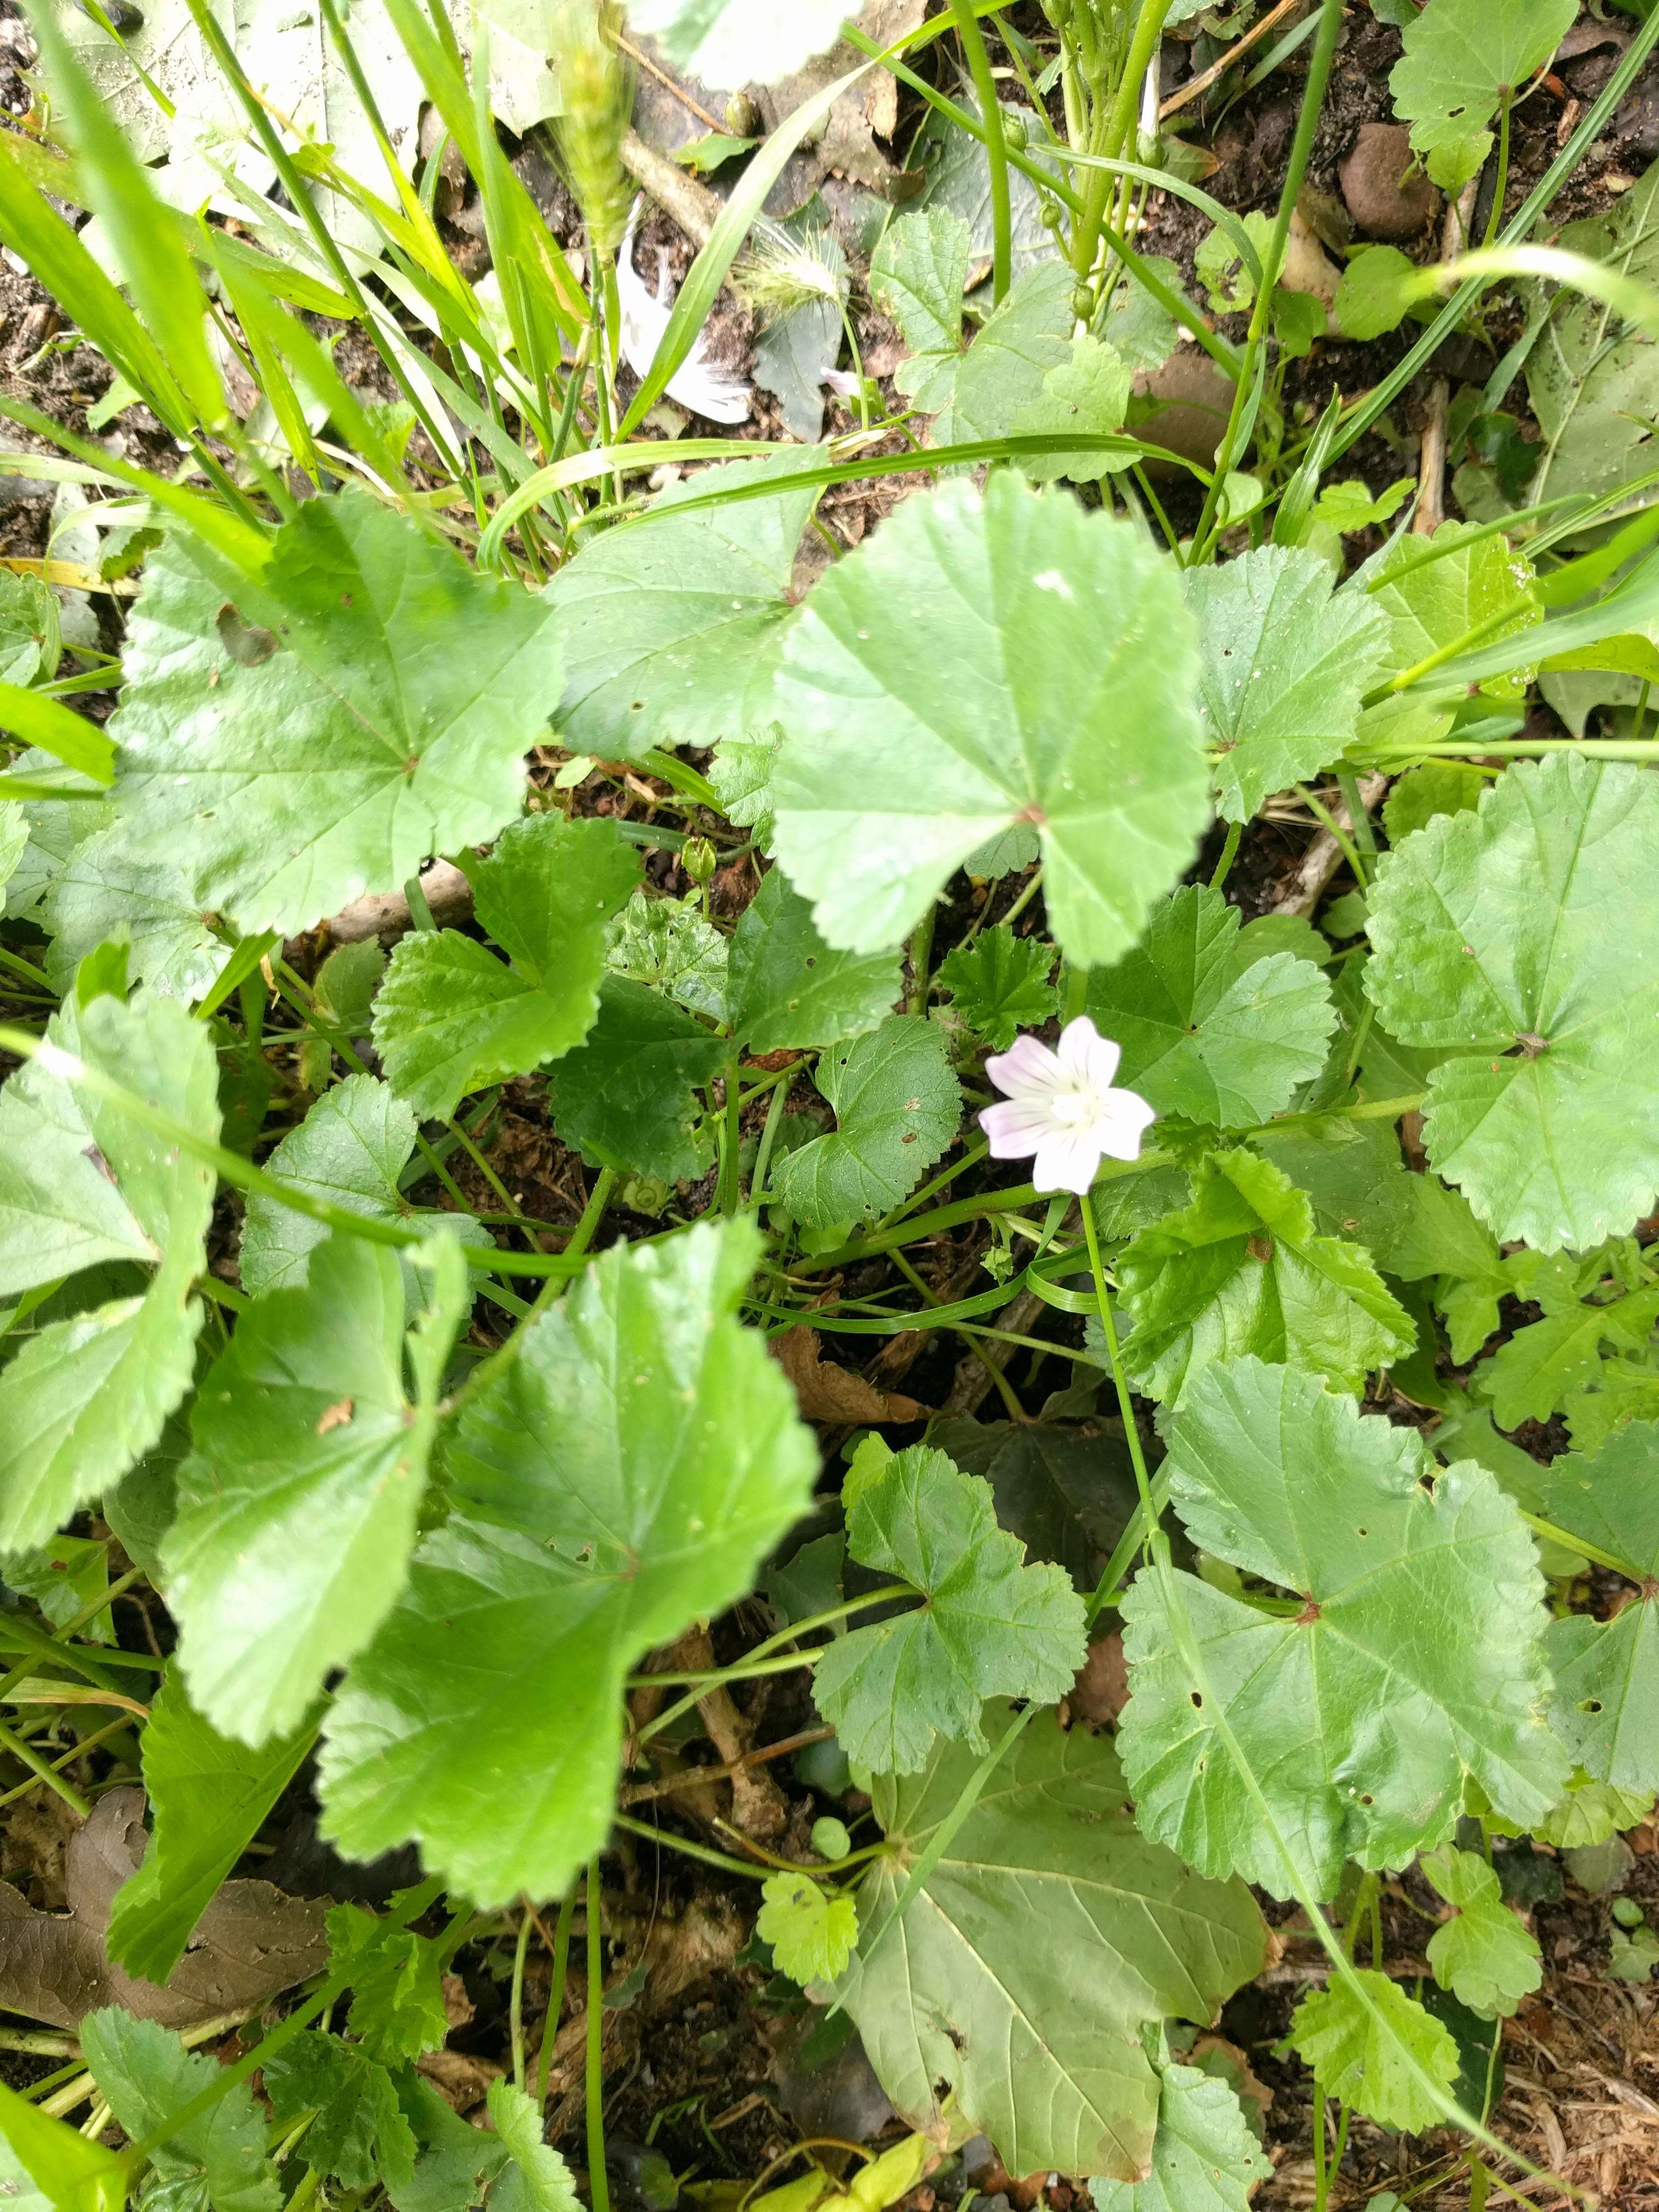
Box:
[1340,122,1438,241]
[1132,349,1235,481]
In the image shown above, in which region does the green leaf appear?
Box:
[930,259,1074,444]
[165,1231,467,1745]
[706,729,778,849]
[1381,762,1483,845]
[110,494,562,935]
[1539,1424,1659,1799]
[726,868,899,1052]
[0,752,111,924]
[1116,1149,1413,1406]
[1289,1970,1460,2132]
[1334,245,1419,341]
[1420,1844,1542,2019]
[1483,1264,1659,1428]
[544,975,724,1183]
[1009,332,1135,486]
[1363,757,1659,1252]
[81,2008,279,2212]
[387,2075,510,2212]
[1088,2063,1271,2212]
[770,1017,960,1231]
[831,1711,1268,2180]
[932,1413,1143,1593]
[1391,0,1575,189]
[621,0,848,86]
[40,820,233,1006]
[937,925,1057,1049]
[0,993,217,1550]
[810,1443,1086,1774]
[373,816,639,1120]
[1361,523,1538,723]
[869,208,969,410]
[1085,885,1336,1127]
[756,1872,858,1985]
[484,2083,581,2212]
[326,1900,450,2062]
[0,569,60,686]
[0,2078,127,2212]
[607,890,728,1023]
[1118,1358,1568,1897]
[547,452,822,760]
[262,2033,417,2192]
[770,472,1210,967]
[317,1220,815,1905]
[313,939,386,1034]
[1188,547,1391,823]
[106,1671,315,1985]
[239,1074,416,1298]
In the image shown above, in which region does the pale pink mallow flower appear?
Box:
[980,1017,1156,1196]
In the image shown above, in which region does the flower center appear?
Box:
[1049,1084,1101,1128]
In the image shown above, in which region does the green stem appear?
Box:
[1482,98,1511,251]
[1070,0,1174,283]
[721,1047,742,1215]
[1296,784,1369,891]
[0,1714,91,1818]
[585,1855,611,2212]
[906,902,938,1017]
[950,0,1010,303]
[1190,0,1344,556]
[750,1077,791,1209]
[635,1585,915,1746]
[612,1812,771,1882]
[1209,821,1243,891]
[537,1883,579,2110]
[510,1906,533,2092]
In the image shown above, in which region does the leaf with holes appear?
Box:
[1390,0,1575,189]
[110,495,563,935]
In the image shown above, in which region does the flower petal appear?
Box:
[1032,1128,1103,1195]
[985,1033,1063,1103]
[1093,1088,1157,1162]
[979,1100,1052,1159]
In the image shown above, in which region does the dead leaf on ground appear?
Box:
[771,1327,928,1426]
[0,1786,327,2030]
[0,1785,80,1910]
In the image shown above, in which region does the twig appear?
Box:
[613,32,725,136]
[619,129,722,250]
[1270,772,1388,917]
[619,1726,834,1807]
[297,858,473,951]
[1158,0,1306,119]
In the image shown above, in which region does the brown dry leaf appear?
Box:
[771,1327,928,1426]
[0,1787,327,2030]
[1064,1633,1130,1729]
[0,1786,81,1910]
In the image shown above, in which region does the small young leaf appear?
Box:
[545,975,725,1182]
[111,495,563,935]
[327,1900,450,2062]
[770,1016,960,1230]
[81,2008,280,2212]
[608,890,729,1022]
[1484,1265,1659,1429]
[374,816,639,1122]
[757,1872,858,1985]
[0,992,217,1550]
[1116,1148,1413,1405]
[165,1231,468,1745]
[727,868,899,1052]
[771,472,1210,967]
[485,2081,582,2212]
[1118,1358,1568,1897]
[938,926,1057,1050]
[1089,2063,1271,2212]
[106,1671,315,1985]
[1289,1970,1460,2132]
[831,1711,1268,2180]
[1420,1844,1542,2019]
[317,1221,815,1905]
[810,1444,1086,1773]
[1364,757,1659,1252]
[1085,885,1336,1127]
[1188,546,1390,823]
[263,2033,417,2191]
[1009,332,1135,485]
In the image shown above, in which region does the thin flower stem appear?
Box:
[537,1882,579,2109]
[510,1906,534,2091]
[586,1856,611,2212]
[635,1585,915,1745]
[0,1715,91,1819]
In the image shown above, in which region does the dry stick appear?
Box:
[1414,177,1483,538]
[1157,0,1305,119]
[613,32,725,136]
[619,129,721,250]
[940,1285,1047,1417]
[1271,772,1388,918]
[299,858,473,950]
[619,1726,834,1808]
